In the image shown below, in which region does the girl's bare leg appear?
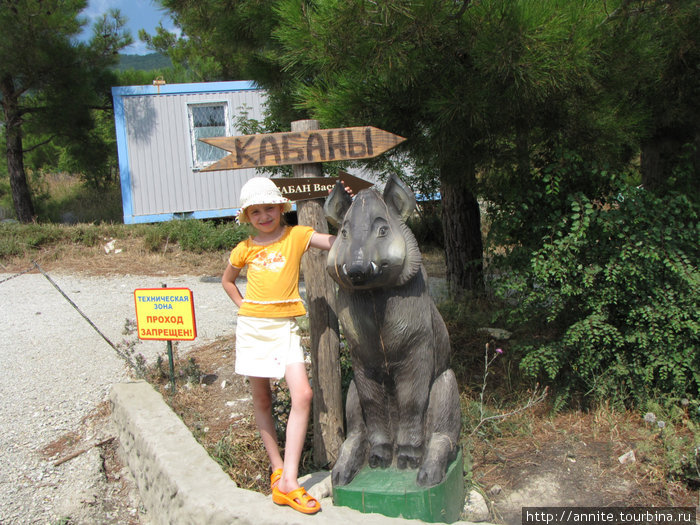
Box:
[249,376,283,472]
[276,362,314,502]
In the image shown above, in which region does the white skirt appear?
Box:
[235,316,304,379]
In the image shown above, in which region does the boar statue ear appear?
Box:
[324,180,353,228]
[383,174,416,222]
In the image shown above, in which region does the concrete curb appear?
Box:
[110,381,486,525]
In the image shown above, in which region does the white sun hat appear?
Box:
[237,177,292,223]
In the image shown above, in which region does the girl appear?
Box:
[222,177,336,514]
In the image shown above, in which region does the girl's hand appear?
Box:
[340,180,354,197]
[328,180,355,197]
[221,264,244,307]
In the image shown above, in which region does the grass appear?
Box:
[0,216,248,278]
[0,220,247,258]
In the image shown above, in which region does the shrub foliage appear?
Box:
[498,188,699,407]
[141,219,249,253]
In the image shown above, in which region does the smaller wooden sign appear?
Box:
[200,126,405,172]
[134,288,197,341]
[272,171,373,202]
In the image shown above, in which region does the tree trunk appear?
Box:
[1,75,34,223]
[515,118,530,181]
[440,163,484,297]
[292,119,344,467]
[640,134,682,193]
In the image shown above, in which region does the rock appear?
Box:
[200,373,218,385]
[488,484,502,496]
[103,240,116,253]
[463,489,490,522]
[618,450,636,464]
[298,471,332,500]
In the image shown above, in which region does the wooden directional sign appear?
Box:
[272,171,373,202]
[200,126,405,172]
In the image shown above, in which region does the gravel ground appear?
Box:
[0,271,240,524]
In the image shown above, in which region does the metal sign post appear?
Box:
[166,340,176,392]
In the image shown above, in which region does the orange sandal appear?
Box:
[272,486,321,514]
[270,468,283,490]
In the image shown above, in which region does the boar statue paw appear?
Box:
[332,431,368,486]
[415,434,456,486]
[397,445,422,469]
[368,443,393,468]
[416,461,445,487]
[332,461,361,487]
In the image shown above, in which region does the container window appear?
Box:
[188,103,229,168]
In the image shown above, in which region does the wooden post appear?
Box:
[292,119,344,467]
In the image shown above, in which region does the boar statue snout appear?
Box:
[344,261,382,285]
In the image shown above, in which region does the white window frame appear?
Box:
[187,102,230,169]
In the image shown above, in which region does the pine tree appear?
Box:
[0,1,131,222]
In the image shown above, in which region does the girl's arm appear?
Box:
[221,263,244,308]
[309,232,336,251]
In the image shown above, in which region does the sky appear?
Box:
[80,0,178,55]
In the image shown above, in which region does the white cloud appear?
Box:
[82,0,111,22]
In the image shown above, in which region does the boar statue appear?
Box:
[324,174,461,487]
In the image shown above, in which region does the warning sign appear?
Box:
[134,288,197,341]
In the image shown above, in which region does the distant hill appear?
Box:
[115,53,173,71]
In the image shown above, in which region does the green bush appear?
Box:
[140,226,167,252]
[0,222,65,257]
[68,225,104,247]
[498,188,699,407]
[143,219,250,253]
[484,148,632,271]
[0,233,22,258]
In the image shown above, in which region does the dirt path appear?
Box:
[0,266,238,523]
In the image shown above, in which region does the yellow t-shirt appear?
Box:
[229,225,315,318]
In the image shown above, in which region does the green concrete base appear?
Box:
[332,451,464,523]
